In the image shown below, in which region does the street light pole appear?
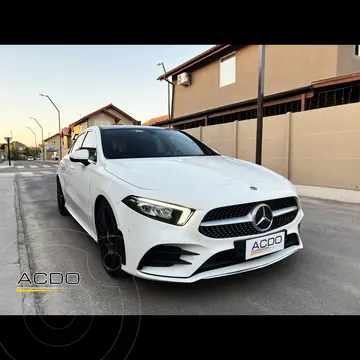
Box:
[26,127,37,156]
[255,45,266,165]
[39,94,62,160]
[158,62,170,120]
[30,117,44,161]
[10,130,13,141]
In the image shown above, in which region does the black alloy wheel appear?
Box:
[96,200,127,278]
[57,178,69,216]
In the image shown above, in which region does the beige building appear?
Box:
[60,127,71,154]
[0,141,27,159]
[157,45,360,128]
[60,103,139,155]
[44,133,61,160]
[44,133,60,151]
[70,103,139,138]
[155,45,360,191]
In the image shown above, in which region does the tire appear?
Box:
[57,178,69,216]
[95,199,127,278]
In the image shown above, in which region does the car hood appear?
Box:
[104,156,286,190]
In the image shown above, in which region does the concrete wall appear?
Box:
[289,103,360,190]
[185,102,360,190]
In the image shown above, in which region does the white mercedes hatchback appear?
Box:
[56,125,304,283]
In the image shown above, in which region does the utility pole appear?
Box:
[255,45,266,165]
[158,62,170,119]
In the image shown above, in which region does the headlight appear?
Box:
[122,196,195,226]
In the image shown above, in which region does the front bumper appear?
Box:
[115,201,304,283]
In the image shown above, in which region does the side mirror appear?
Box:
[69,149,90,165]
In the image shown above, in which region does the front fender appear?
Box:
[89,169,138,232]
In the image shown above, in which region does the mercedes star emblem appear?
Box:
[251,204,273,232]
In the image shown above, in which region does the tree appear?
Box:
[10,144,20,160]
[25,146,37,157]
[28,148,37,157]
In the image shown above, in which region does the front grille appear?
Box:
[202,197,297,222]
[192,232,300,276]
[137,245,199,270]
[199,197,298,239]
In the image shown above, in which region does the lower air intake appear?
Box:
[192,233,300,276]
[137,245,199,270]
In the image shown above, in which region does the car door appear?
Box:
[70,130,98,229]
[63,132,87,211]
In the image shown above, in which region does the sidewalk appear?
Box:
[0,164,13,169]
[295,184,360,204]
[0,175,36,315]
[0,174,23,314]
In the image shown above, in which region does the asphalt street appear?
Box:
[1,161,360,315]
[0,159,58,173]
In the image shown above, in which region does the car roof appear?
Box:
[96,125,168,130]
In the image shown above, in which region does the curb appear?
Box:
[299,194,360,206]
[13,176,37,315]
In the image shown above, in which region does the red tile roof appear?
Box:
[60,127,70,137]
[70,103,137,127]
[142,115,168,126]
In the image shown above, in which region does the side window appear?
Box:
[81,131,97,162]
[69,133,86,154]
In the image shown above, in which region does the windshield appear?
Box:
[101,128,219,159]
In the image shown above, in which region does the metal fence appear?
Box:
[175,81,360,130]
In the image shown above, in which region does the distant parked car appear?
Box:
[27,156,35,161]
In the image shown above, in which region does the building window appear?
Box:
[219,53,236,87]
[355,45,360,56]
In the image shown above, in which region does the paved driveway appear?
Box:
[1,173,360,315]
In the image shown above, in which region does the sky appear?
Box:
[0,45,212,146]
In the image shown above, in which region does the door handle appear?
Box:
[69,166,75,171]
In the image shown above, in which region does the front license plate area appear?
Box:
[242,231,286,260]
